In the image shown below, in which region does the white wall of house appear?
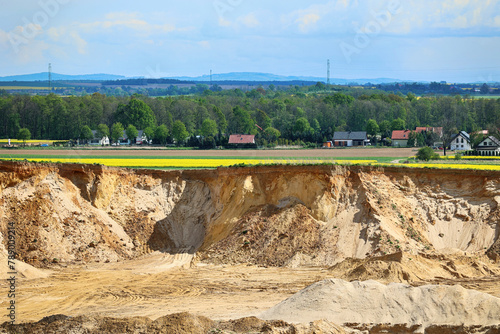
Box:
[450,136,471,151]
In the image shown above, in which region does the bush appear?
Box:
[416,146,440,161]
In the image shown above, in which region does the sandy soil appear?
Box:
[0,147,417,158]
[1,258,332,323]
[2,256,499,325]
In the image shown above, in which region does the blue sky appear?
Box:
[1,0,500,82]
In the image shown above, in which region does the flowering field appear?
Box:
[1,151,500,170]
[0,156,377,169]
[375,162,500,171]
[0,139,56,144]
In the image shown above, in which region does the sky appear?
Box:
[1,0,500,82]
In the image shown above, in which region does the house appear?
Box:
[450,131,471,151]
[228,134,255,145]
[475,136,500,156]
[391,130,412,147]
[90,130,110,146]
[333,131,368,147]
[117,130,149,145]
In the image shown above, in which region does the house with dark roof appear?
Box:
[228,134,255,145]
[475,136,500,156]
[332,131,368,147]
[450,131,471,151]
[391,130,412,147]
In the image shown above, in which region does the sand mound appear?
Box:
[329,251,500,284]
[260,279,500,330]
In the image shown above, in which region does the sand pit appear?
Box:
[260,278,500,330]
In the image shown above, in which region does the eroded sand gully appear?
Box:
[0,161,499,333]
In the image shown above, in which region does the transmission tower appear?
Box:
[48,63,52,91]
[327,59,330,85]
[210,69,213,85]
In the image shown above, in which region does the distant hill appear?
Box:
[0,71,408,85]
[170,72,406,85]
[0,73,126,82]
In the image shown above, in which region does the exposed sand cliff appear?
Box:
[1,161,499,273]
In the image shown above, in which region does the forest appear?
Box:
[0,87,499,147]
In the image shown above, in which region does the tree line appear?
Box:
[1,89,499,147]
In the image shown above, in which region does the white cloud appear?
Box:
[238,13,260,28]
[70,31,87,54]
[79,12,175,35]
[296,13,321,32]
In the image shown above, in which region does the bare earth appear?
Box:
[0,147,417,158]
[1,161,499,333]
[4,255,500,324]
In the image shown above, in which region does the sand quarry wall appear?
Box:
[0,160,499,271]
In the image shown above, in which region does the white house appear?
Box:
[450,131,471,151]
[90,130,110,146]
[476,136,500,156]
[117,130,150,145]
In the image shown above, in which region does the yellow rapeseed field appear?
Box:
[2,157,378,168]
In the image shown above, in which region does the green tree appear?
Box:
[154,124,169,145]
[264,127,281,143]
[125,124,139,145]
[80,125,94,145]
[17,128,31,147]
[256,109,272,130]
[96,124,109,140]
[379,120,392,138]
[200,118,218,137]
[110,122,124,145]
[391,118,406,131]
[231,106,255,134]
[416,146,440,161]
[293,117,312,139]
[143,126,155,143]
[214,106,228,136]
[365,119,379,136]
[115,98,156,130]
[172,120,189,146]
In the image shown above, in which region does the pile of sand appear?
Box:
[260,279,500,330]
[329,251,500,284]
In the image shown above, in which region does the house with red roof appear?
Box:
[391,130,412,147]
[228,134,256,145]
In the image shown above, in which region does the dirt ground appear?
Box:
[1,161,499,332]
[3,255,500,324]
[0,147,417,158]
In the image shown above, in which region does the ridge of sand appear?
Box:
[260,279,500,331]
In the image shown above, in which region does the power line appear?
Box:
[48,63,52,91]
[327,59,330,85]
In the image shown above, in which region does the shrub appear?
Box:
[416,146,440,161]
